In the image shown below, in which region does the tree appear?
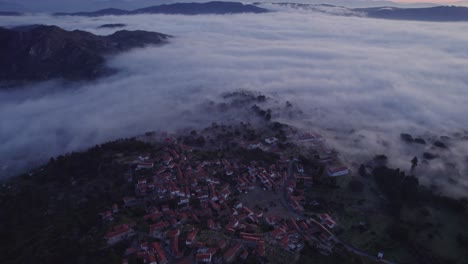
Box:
[358,164,367,177]
[386,223,409,243]
[348,180,364,193]
[411,156,418,171]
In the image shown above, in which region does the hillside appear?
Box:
[0,25,170,86]
[356,6,468,22]
[54,1,269,16]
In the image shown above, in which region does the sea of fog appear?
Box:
[1,9,467,197]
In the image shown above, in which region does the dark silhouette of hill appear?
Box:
[54,1,269,17]
[98,23,127,29]
[0,11,21,16]
[0,25,170,86]
[356,5,468,21]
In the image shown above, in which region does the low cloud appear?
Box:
[1,10,468,196]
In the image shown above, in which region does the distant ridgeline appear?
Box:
[0,11,22,16]
[261,2,468,22]
[2,2,468,22]
[355,5,468,22]
[53,1,269,16]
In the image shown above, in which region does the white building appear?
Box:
[327,166,349,177]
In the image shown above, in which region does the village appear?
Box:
[98,125,354,264]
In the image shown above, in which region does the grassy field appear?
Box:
[304,166,468,264]
[400,204,466,263]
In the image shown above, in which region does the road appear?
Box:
[337,240,396,264]
[279,159,302,218]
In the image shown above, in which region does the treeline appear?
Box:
[371,162,467,216]
[0,138,153,264]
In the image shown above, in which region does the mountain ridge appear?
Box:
[355,5,468,21]
[258,2,468,21]
[53,1,269,17]
[0,25,170,86]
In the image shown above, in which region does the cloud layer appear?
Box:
[1,11,468,196]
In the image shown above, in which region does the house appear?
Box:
[144,212,163,221]
[123,196,137,207]
[290,200,304,213]
[124,247,138,256]
[105,224,135,245]
[207,219,215,230]
[270,227,286,239]
[298,132,323,142]
[327,166,349,177]
[223,242,242,263]
[209,201,221,212]
[279,236,289,249]
[149,221,170,237]
[163,155,173,165]
[217,240,227,250]
[265,215,281,226]
[196,247,217,263]
[178,197,190,205]
[296,163,304,174]
[196,253,212,263]
[265,137,278,144]
[140,242,149,251]
[319,214,336,229]
[317,232,335,255]
[166,229,181,238]
[112,203,119,213]
[256,240,266,257]
[100,211,114,222]
[152,242,168,264]
[240,249,249,260]
[241,235,261,243]
[248,142,263,150]
[137,251,157,264]
[136,162,154,170]
[170,234,183,258]
[186,228,199,245]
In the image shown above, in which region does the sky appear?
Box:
[1,8,468,197]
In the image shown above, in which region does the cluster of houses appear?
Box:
[122,241,168,264]
[99,130,346,263]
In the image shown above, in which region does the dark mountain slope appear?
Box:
[355,6,468,22]
[0,11,21,16]
[0,25,170,86]
[54,8,130,17]
[257,2,468,22]
[54,1,269,17]
[134,1,268,15]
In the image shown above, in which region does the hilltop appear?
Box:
[54,1,269,17]
[0,25,170,86]
[1,94,466,263]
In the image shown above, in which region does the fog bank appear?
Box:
[1,10,468,196]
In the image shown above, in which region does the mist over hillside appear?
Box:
[1,10,468,197]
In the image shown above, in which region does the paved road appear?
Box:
[337,240,396,264]
[279,159,302,218]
